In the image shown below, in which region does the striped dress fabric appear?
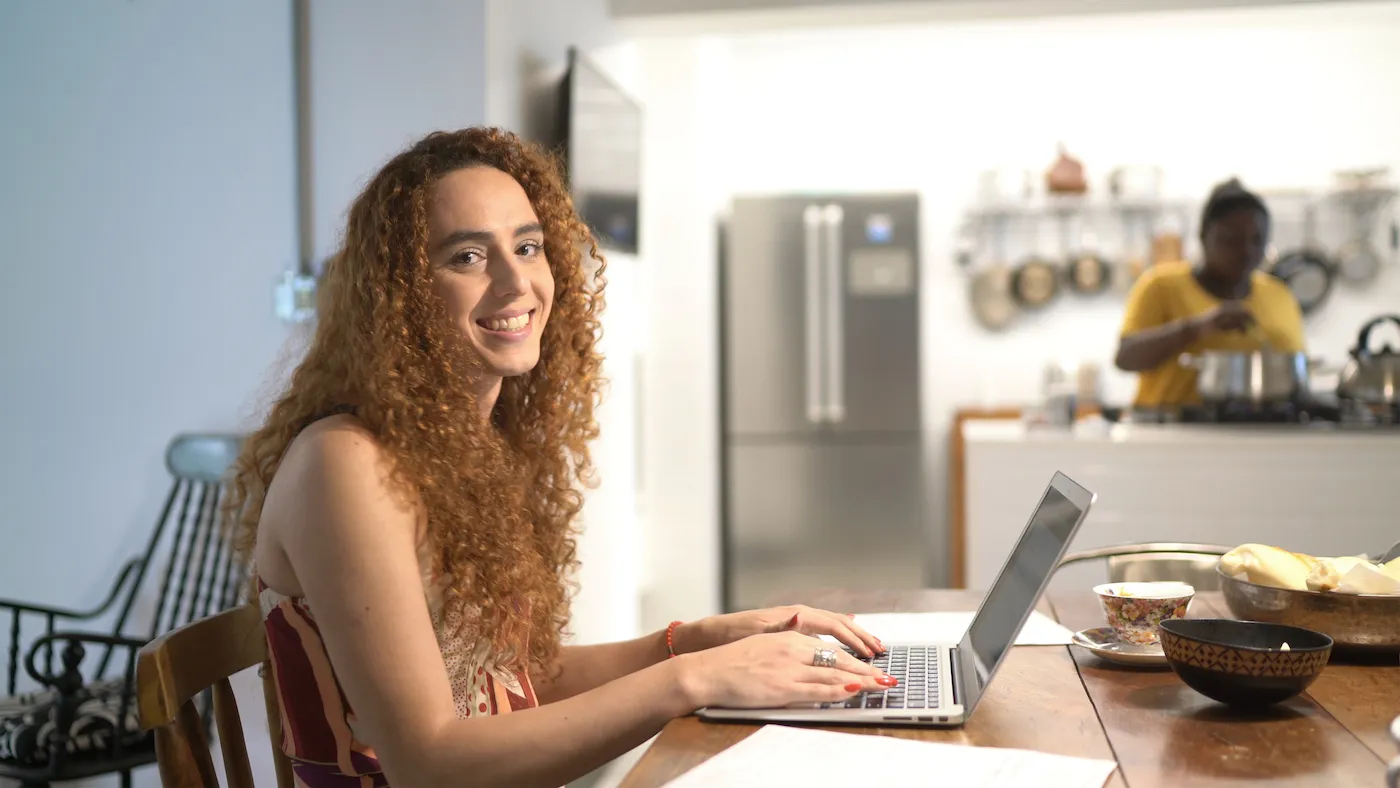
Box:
[259,578,540,788]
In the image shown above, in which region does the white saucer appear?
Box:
[1071,627,1169,667]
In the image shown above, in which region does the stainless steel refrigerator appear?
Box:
[720,193,926,613]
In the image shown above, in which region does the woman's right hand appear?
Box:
[1190,301,1254,337]
[674,631,896,710]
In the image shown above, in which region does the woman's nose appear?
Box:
[489,256,529,298]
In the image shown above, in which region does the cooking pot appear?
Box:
[1178,351,1315,404]
[1337,314,1400,406]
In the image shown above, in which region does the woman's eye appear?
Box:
[452,250,485,267]
[518,241,543,257]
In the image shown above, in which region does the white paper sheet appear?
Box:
[660,725,1118,787]
[821,610,1075,646]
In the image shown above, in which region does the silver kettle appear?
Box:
[1337,315,1400,405]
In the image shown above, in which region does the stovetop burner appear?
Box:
[1179,399,1343,424]
[1120,397,1397,427]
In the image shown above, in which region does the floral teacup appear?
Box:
[1094,581,1194,646]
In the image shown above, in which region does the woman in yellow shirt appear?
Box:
[1115,179,1305,408]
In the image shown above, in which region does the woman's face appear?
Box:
[426,166,554,386]
[1201,206,1268,283]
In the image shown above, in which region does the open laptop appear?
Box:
[698,471,1095,728]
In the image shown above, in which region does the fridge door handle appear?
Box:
[803,204,825,424]
[822,204,846,423]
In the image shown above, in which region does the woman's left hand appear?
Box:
[675,605,885,658]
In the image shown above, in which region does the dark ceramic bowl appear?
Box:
[1158,618,1333,709]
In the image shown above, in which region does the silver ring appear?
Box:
[812,647,837,668]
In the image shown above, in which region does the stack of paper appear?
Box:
[821,611,1075,646]
[660,726,1117,787]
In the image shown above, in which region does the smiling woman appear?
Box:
[427,167,555,409]
[221,128,893,788]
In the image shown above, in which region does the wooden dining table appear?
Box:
[620,588,1400,787]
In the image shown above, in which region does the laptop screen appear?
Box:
[958,472,1093,712]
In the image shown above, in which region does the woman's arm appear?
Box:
[532,634,670,705]
[535,609,884,705]
[1114,318,1201,372]
[263,423,693,788]
[263,421,892,788]
[1115,302,1254,372]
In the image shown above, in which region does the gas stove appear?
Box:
[1119,398,1400,427]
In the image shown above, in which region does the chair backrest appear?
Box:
[137,604,294,788]
[98,434,246,677]
[1107,552,1225,590]
[1057,542,1235,590]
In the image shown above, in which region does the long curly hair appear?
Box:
[226,127,605,676]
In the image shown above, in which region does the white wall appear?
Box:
[630,38,739,632]
[484,0,656,655]
[612,0,1351,19]
[0,0,296,611]
[1,2,488,785]
[486,0,621,139]
[0,3,295,786]
[308,0,488,264]
[612,0,1384,34]
[632,1,1400,613]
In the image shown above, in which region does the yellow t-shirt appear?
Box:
[1120,262,1305,408]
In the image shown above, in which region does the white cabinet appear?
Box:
[962,420,1400,593]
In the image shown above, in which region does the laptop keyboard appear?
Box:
[825,645,941,710]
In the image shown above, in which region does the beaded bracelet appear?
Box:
[666,620,684,658]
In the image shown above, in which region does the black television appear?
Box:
[555,46,642,255]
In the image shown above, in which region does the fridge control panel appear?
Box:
[848,247,914,296]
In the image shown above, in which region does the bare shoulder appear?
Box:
[280,413,386,481]
[258,414,423,594]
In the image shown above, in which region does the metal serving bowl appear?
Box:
[1217,566,1400,653]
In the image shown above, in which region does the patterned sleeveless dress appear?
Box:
[259,571,540,788]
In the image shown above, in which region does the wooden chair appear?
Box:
[0,434,246,788]
[1057,542,1235,590]
[136,604,293,788]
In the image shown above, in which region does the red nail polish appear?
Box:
[787,613,800,628]
[876,675,897,687]
[845,683,861,692]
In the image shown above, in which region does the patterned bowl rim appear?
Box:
[1159,617,1334,654]
[1093,581,1196,600]
[1216,564,1400,600]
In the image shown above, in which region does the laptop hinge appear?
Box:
[948,646,960,705]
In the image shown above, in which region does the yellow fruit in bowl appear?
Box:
[1219,543,1317,591]
[1384,556,1400,582]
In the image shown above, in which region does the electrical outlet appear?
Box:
[274,269,317,324]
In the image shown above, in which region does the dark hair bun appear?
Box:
[1201,177,1269,231]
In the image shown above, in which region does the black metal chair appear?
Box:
[1056,542,1236,590]
[0,434,245,788]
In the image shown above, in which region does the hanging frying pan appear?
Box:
[1331,175,1396,286]
[1066,252,1112,295]
[1011,254,1061,309]
[968,216,1018,331]
[971,265,1017,330]
[1336,237,1382,285]
[1064,222,1111,296]
[1271,204,1334,315]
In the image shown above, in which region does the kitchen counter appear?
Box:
[957,417,1400,592]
